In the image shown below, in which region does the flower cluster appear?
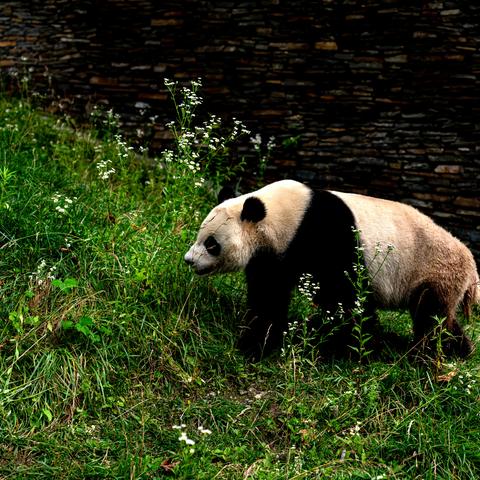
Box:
[249,133,275,152]
[250,133,262,152]
[176,430,195,446]
[164,77,203,117]
[52,192,76,214]
[0,122,19,133]
[90,106,121,132]
[114,133,133,160]
[286,319,300,334]
[160,79,251,187]
[250,133,276,177]
[457,371,477,395]
[96,159,116,181]
[233,118,251,137]
[352,298,365,318]
[172,423,212,454]
[179,86,202,110]
[29,259,56,286]
[266,136,276,151]
[195,115,220,145]
[345,421,362,437]
[374,241,395,255]
[298,273,321,302]
[198,425,212,435]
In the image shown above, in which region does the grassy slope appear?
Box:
[0,96,479,479]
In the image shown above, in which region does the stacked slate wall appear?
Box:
[1,0,479,260]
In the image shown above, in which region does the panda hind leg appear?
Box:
[443,314,474,358]
[409,283,474,358]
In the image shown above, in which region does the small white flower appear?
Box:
[178,431,195,445]
[85,424,97,435]
[96,159,116,180]
[198,426,212,435]
[250,133,262,151]
[267,136,276,150]
[172,424,186,430]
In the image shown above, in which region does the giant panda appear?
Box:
[184,179,479,359]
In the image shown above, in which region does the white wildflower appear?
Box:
[250,133,262,152]
[267,136,276,150]
[198,426,212,435]
[298,273,320,302]
[52,193,75,214]
[178,431,195,445]
[96,159,116,180]
[172,424,186,430]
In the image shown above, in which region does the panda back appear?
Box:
[330,191,472,307]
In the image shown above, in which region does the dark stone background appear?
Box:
[1,0,479,261]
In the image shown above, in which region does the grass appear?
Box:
[0,84,479,479]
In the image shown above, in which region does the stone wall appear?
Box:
[1,0,479,261]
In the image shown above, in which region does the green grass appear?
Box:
[0,89,479,479]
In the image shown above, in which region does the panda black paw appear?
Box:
[442,335,475,359]
[237,330,280,362]
[238,345,264,362]
[411,333,475,362]
[237,336,267,362]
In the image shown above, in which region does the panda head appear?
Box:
[184,195,267,275]
[184,180,312,275]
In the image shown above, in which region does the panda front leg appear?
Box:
[238,256,295,360]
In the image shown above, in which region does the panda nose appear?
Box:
[184,251,194,266]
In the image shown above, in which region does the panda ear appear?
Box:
[218,185,236,203]
[241,196,266,223]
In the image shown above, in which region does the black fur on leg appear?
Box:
[409,282,473,358]
[442,316,474,358]
[238,248,294,360]
[236,314,284,361]
[409,283,441,354]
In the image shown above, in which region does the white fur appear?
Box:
[184,180,311,275]
[332,190,479,309]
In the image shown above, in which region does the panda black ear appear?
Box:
[241,196,266,223]
[218,185,236,204]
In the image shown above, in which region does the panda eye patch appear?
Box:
[204,235,221,256]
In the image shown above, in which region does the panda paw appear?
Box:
[237,335,268,362]
[237,329,280,362]
[442,334,475,359]
[412,333,475,361]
